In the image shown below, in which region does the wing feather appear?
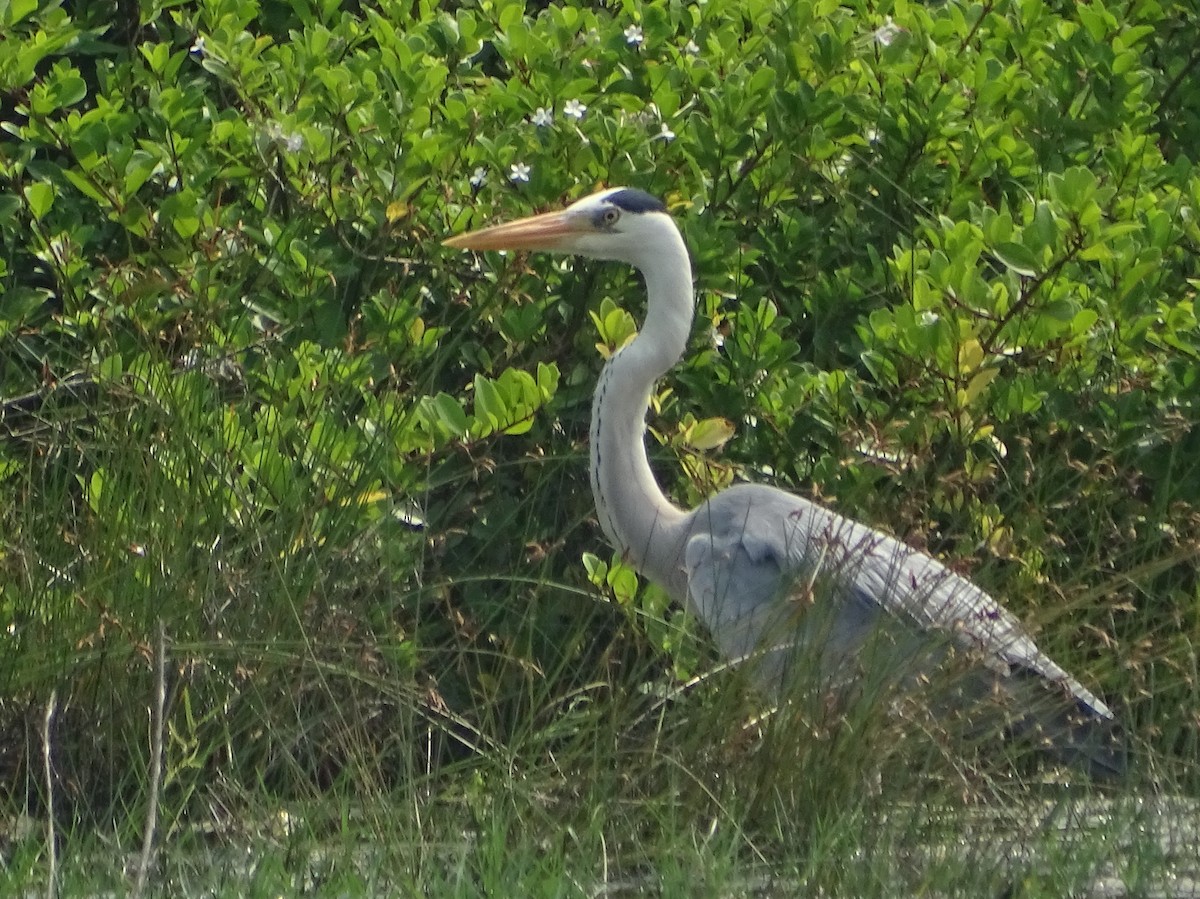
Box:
[682,483,1114,722]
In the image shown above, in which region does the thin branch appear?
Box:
[43,690,58,899]
[133,621,167,899]
[1158,44,1200,112]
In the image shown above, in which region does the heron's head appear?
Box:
[444,187,679,269]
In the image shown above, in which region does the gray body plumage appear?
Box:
[683,483,1103,707]
[680,484,1125,777]
[448,186,1127,778]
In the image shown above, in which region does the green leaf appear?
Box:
[160,188,202,238]
[2,0,40,26]
[61,169,108,205]
[1054,166,1098,209]
[124,150,161,195]
[433,393,469,437]
[606,559,639,605]
[52,71,87,107]
[1078,241,1113,262]
[172,214,201,239]
[581,552,607,586]
[0,286,50,323]
[1071,309,1099,335]
[497,0,523,33]
[993,241,1038,276]
[97,354,123,381]
[1028,201,1059,251]
[535,361,559,398]
[498,420,530,436]
[686,417,736,451]
[87,469,105,514]
[747,66,776,98]
[473,374,506,433]
[24,181,54,220]
[140,42,171,74]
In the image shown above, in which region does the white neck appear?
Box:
[588,224,693,595]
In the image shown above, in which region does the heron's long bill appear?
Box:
[443,209,575,251]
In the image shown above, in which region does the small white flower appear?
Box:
[683,39,700,55]
[874,16,905,46]
[918,310,940,327]
[563,99,587,120]
[624,25,644,46]
[469,166,487,189]
[190,36,206,56]
[220,230,247,256]
[655,122,676,142]
[266,123,302,152]
[531,107,553,127]
[509,162,531,183]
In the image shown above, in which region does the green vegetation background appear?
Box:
[1,0,1198,891]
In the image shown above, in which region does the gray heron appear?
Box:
[445,186,1126,778]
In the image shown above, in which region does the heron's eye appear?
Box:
[600,207,621,228]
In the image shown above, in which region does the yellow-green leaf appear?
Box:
[686,417,736,451]
[24,182,54,220]
[957,338,985,373]
[993,241,1038,276]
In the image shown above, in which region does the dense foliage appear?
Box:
[1,0,1197,857]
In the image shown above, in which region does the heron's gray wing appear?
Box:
[684,522,890,689]
[680,485,1126,776]
[719,489,1110,710]
[784,502,1115,720]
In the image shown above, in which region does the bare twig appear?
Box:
[133,621,167,899]
[43,689,58,899]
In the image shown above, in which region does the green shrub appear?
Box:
[1,0,1196,839]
